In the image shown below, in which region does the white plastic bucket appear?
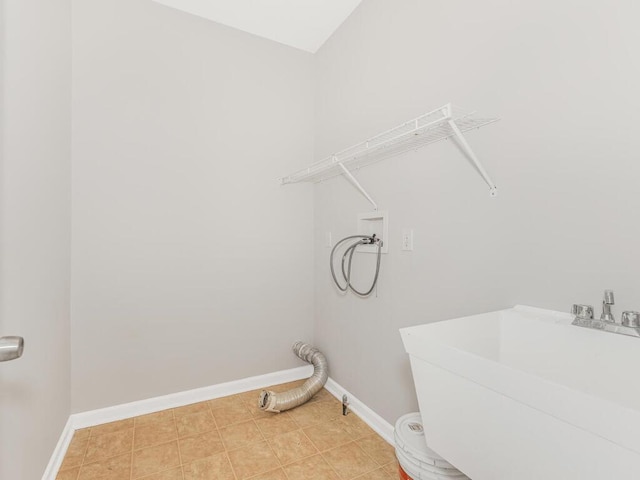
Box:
[396,446,468,480]
[394,413,469,480]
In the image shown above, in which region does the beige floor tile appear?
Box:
[85,428,134,463]
[59,389,393,480]
[60,434,89,469]
[227,440,280,479]
[56,466,80,480]
[74,428,92,440]
[246,400,272,419]
[136,410,175,427]
[178,430,225,463]
[339,414,375,440]
[212,403,251,427]
[282,454,341,480]
[381,461,399,477]
[287,400,341,429]
[355,435,396,466]
[267,429,318,465]
[313,399,342,421]
[247,467,288,480]
[183,452,235,480]
[254,412,298,438]
[132,441,181,479]
[135,418,178,450]
[208,394,243,411]
[173,402,210,418]
[304,418,353,452]
[78,453,131,480]
[322,442,380,480]
[176,410,217,437]
[287,402,325,428]
[219,419,264,450]
[138,467,184,480]
[90,418,134,437]
[352,467,394,480]
[237,389,263,407]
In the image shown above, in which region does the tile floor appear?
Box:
[56,380,399,480]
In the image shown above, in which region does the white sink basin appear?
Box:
[400,305,640,480]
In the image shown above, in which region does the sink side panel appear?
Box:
[409,356,640,480]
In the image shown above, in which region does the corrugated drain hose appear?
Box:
[330,234,382,297]
[259,342,328,413]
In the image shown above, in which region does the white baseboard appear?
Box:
[44,366,395,479]
[70,365,313,429]
[41,417,75,480]
[324,377,394,445]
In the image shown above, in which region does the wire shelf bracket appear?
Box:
[279,103,500,209]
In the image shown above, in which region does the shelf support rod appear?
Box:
[336,159,378,211]
[447,119,498,197]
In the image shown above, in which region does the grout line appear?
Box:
[355,433,396,469]
[254,417,268,443]
[318,447,343,480]
[205,400,238,480]
[381,460,399,479]
[54,431,84,480]
[322,440,385,480]
[170,410,187,480]
[299,427,321,462]
[208,406,221,428]
[244,467,284,480]
[135,465,184,480]
[173,410,186,480]
[224,431,240,480]
[281,463,292,480]
[76,430,91,479]
[280,450,322,468]
[79,429,135,463]
[352,440,384,478]
[263,429,284,469]
[129,422,135,480]
[267,428,322,472]
[129,440,181,480]
[227,452,240,480]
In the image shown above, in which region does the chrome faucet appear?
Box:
[600,290,615,323]
[572,290,640,338]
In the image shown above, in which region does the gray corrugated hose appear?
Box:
[259,342,328,413]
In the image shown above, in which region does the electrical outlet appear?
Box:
[402,229,414,251]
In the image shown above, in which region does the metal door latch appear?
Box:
[0,336,24,362]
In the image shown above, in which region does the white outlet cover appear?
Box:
[402,229,414,251]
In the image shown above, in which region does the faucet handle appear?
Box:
[572,304,594,319]
[622,311,640,328]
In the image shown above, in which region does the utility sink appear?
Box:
[400,305,640,480]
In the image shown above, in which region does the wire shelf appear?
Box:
[280,104,499,186]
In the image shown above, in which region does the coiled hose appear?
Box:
[330,235,382,297]
[259,342,328,413]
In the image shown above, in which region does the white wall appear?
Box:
[0,0,72,477]
[71,0,315,412]
[313,0,640,423]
